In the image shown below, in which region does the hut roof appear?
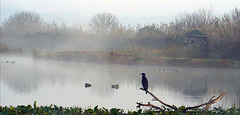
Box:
[185,29,208,38]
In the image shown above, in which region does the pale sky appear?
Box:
[1,0,240,26]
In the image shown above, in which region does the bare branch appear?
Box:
[140,88,178,111]
[204,92,226,109]
[209,96,216,101]
[183,92,226,112]
[136,102,164,111]
[138,88,226,113]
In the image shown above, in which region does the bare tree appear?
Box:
[3,11,45,36]
[89,13,119,36]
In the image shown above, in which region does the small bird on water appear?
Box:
[111,84,119,89]
[140,73,148,94]
[85,83,92,88]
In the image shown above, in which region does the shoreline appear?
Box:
[33,50,240,69]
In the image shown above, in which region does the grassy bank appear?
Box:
[1,102,240,115]
[34,49,240,68]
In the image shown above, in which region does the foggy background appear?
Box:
[1,8,240,59]
[2,0,240,25]
[1,0,240,110]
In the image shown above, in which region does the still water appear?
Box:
[1,54,240,110]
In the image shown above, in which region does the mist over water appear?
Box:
[1,3,239,112]
[1,54,240,110]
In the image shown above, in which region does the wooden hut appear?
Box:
[184,29,209,57]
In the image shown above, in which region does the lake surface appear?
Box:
[1,54,240,110]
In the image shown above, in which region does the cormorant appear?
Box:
[140,73,148,94]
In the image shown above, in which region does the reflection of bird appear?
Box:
[140,73,148,94]
[85,83,92,88]
[111,84,119,89]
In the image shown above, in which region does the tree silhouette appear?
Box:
[3,11,45,36]
[89,13,119,36]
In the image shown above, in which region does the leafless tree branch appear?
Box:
[136,102,164,111]
[138,88,226,113]
[182,92,226,112]
[140,88,178,111]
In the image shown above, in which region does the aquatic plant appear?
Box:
[1,102,240,115]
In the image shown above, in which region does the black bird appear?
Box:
[140,73,148,94]
[111,84,119,89]
[85,83,92,88]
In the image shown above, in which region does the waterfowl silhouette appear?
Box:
[140,73,148,94]
[111,84,119,89]
[158,69,165,72]
[85,83,92,88]
[159,69,178,72]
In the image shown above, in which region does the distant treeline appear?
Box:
[1,8,240,59]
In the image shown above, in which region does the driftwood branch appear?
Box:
[137,102,164,111]
[204,92,226,109]
[140,88,178,111]
[182,92,226,112]
[138,88,226,113]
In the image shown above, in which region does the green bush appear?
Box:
[1,102,240,115]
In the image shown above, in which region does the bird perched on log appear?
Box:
[140,73,148,94]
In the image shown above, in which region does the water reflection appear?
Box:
[1,54,240,110]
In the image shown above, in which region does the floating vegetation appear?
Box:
[0,101,240,115]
